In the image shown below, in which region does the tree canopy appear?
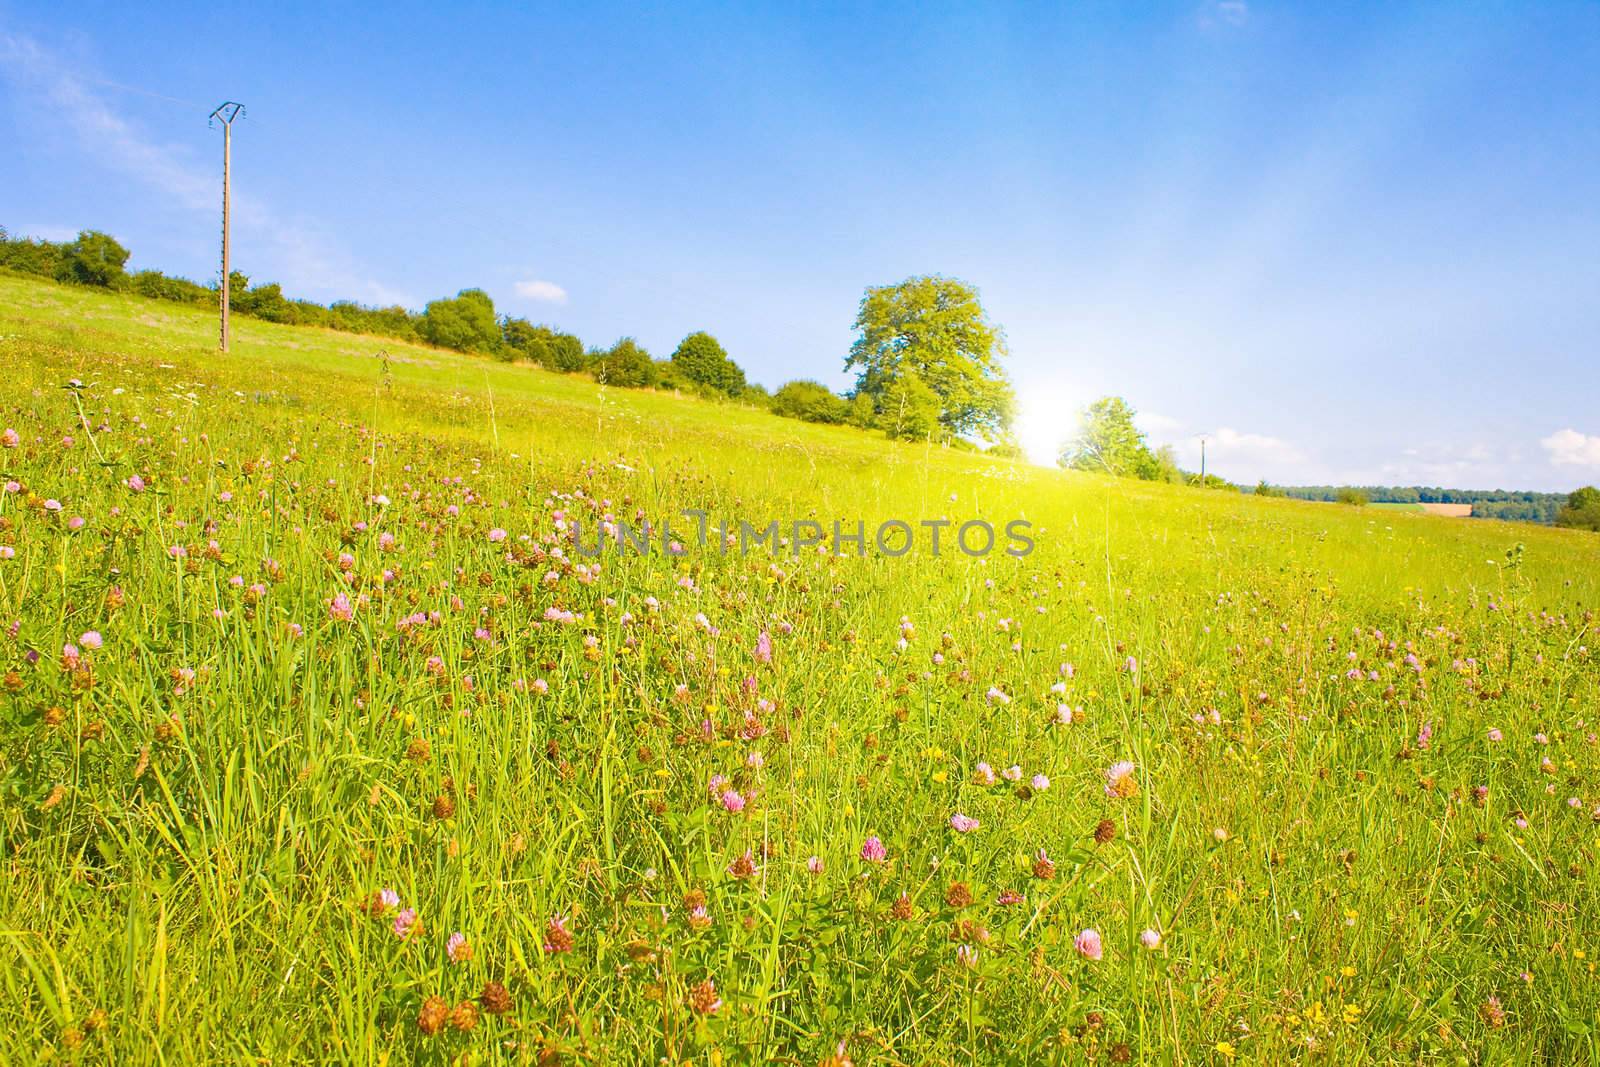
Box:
[422,289,500,353]
[845,276,1013,441]
[1059,397,1150,476]
[592,338,657,388]
[771,380,848,424]
[1556,486,1600,531]
[56,230,130,288]
[670,331,745,396]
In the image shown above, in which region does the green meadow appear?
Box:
[1,271,1598,1064]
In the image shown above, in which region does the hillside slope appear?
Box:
[1,273,1597,1063]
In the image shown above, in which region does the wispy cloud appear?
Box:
[514,279,569,304]
[1198,0,1249,29]
[1541,428,1600,468]
[0,31,408,307]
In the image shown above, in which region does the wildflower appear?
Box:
[1105,761,1138,799]
[973,762,997,786]
[0,428,16,448]
[688,978,722,1015]
[446,932,472,963]
[985,686,1011,705]
[1032,849,1056,880]
[488,527,507,542]
[393,908,421,940]
[417,995,449,1035]
[1075,928,1104,961]
[860,836,887,863]
[1487,727,1503,742]
[480,981,513,1015]
[1003,764,1023,782]
[1139,928,1161,949]
[1416,721,1433,750]
[955,944,978,968]
[944,882,973,909]
[728,850,758,879]
[1030,773,1050,792]
[448,1000,479,1032]
[1094,818,1117,845]
[754,630,772,663]
[544,914,575,953]
[890,893,915,920]
[719,789,746,813]
[807,855,824,875]
[950,813,980,833]
[328,592,354,622]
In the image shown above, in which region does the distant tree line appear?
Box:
[0,227,762,402]
[1260,484,1571,523]
[0,231,1019,446]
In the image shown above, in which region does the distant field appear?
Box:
[1,273,1598,1064]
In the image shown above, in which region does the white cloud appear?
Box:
[514,279,568,304]
[1541,428,1600,468]
[1207,426,1305,464]
[0,32,408,307]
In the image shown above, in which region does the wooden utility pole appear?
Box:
[209,102,244,352]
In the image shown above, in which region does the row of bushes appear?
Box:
[0,227,1025,450]
[0,227,768,402]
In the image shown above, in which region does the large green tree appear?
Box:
[56,230,130,288]
[845,275,1014,441]
[1059,397,1153,476]
[422,289,500,353]
[1556,485,1600,531]
[670,331,745,396]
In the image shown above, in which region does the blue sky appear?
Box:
[3,1,1598,489]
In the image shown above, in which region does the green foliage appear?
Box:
[0,232,66,278]
[1278,485,1567,524]
[1254,481,1286,497]
[128,270,212,305]
[670,331,745,396]
[771,379,848,423]
[846,275,1014,441]
[330,301,423,342]
[1336,486,1370,507]
[501,319,588,372]
[1556,485,1600,531]
[591,337,657,387]
[1060,397,1152,476]
[878,370,942,441]
[422,288,501,353]
[55,230,130,288]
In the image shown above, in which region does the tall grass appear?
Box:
[1,272,1597,1064]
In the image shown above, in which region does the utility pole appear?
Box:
[1195,433,1210,487]
[209,102,245,352]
